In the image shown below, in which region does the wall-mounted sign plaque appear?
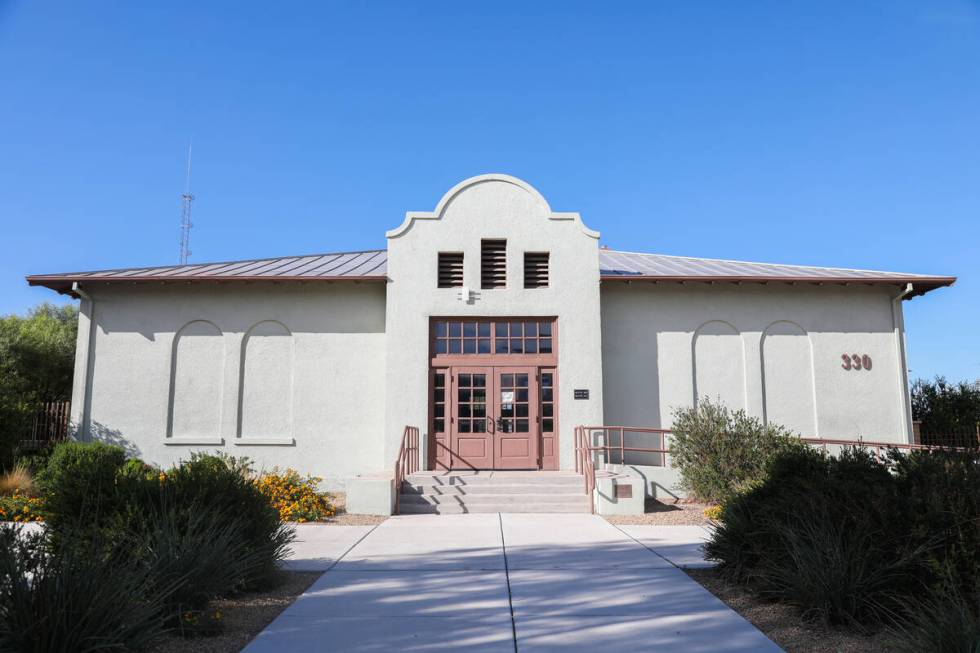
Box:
[574,389,589,400]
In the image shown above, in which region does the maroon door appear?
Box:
[493,367,538,469]
[449,367,493,469]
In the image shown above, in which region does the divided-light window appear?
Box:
[438,252,463,288]
[524,252,549,288]
[481,240,506,289]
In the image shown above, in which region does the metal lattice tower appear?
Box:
[178,143,194,265]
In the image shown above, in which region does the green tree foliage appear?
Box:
[910,376,980,435]
[0,303,78,469]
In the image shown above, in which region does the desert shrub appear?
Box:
[0,526,169,652]
[669,398,807,502]
[37,441,128,526]
[890,589,980,653]
[256,468,335,522]
[0,465,35,497]
[134,502,265,637]
[706,447,925,626]
[891,448,980,601]
[162,453,294,590]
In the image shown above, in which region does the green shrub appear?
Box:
[37,441,128,526]
[668,398,807,502]
[161,453,293,590]
[891,448,980,602]
[706,447,927,626]
[890,590,980,653]
[135,501,266,636]
[0,526,169,652]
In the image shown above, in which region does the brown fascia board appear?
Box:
[26,274,389,296]
[599,274,957,299]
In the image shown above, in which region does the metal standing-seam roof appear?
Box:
[27,247,954,298]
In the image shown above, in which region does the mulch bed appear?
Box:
[603,498,713,526]
[686,567,900,653]
[149,571,320,653]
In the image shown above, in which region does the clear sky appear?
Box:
[1,1,977,381]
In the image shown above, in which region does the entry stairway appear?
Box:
[398,471,591,514]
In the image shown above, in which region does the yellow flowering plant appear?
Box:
[255,468,335,522]
[0,492,46,522]
[703,505,723,521]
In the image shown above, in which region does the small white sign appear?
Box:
[501,391,514,404]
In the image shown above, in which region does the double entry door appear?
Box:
[447,366,538,469]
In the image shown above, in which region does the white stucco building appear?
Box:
[29,174,954,509]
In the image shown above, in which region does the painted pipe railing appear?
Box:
[393,425,420,514]
[573,425,975,511]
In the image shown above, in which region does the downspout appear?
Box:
[892,283,915,444]
[70,282,95,441]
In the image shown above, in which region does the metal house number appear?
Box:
[841,354,873,371]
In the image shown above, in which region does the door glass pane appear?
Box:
[435,373,446,387]
[516,403,528,417]
[501,419,513,433]
[495,339,509,354]
[516,389,528,402]
[478,339,491,353]
[542,419,553,432]
[501,404,514,417]
[459,420,471,433]
[539,338,552,353]
[516,374,528,387]
[542,403,553,417]
[459,389,471,402]
[501,374,514,387]
[434,388,444,402]
[463,339,476,354]
[435,404,445,417]
[542,388,553,401]
[473,419,486,433]
[473,375,486,387]
[510,339,523,353]
[435,418,445,432]
[516,419,529,432]
[473,403,486,417]
[459,404,471,418]
[541,373,552,387]
[473,388,486,401]
[459,373,471,387]
[524,340,537,353]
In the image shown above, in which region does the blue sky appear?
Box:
[1,1,977,380]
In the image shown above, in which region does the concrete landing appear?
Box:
[251,516,781,652]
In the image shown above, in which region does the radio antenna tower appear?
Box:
[178,143,194,265]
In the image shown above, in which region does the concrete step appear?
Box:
[404,473,583,487]
[397,500,591,514]
[400,492,588,506]
[401,483,584,496]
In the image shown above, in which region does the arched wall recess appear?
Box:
[692,320,746,410]
[761,320,817,436]
[238,320,294,440]
[168,320,224,440]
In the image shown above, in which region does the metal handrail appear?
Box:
[573,424,976,509]
[393,425,420,514]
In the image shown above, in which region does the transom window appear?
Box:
[433,319,554,356]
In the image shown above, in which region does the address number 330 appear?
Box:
[841,354,873,371]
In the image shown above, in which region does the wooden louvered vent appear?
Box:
[437,252,464,288]
[524,252,550,288]
[481,240,507,289]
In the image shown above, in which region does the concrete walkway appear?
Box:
[245,515,781,652]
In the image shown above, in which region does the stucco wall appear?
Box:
[600,282,912,442]
[384,175,605,470]
[71,282,386,488]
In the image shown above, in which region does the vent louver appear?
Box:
[524,252,550,288]
[437,252,464,288]
[481,240,507,289]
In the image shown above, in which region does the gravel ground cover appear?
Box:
[686,568,900,653]
[325,492,387,525]
[603,499,713,526]
[149,571,320,653]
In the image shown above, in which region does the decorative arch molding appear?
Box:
[167,320,224,441]
[385,173,600,239]
[760,320,818,436]
[692,320,747,410]
[237,320,295,442]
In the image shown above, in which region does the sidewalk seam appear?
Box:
[498,513,519,653]
[322,522,382,573]
[608,521,679,569]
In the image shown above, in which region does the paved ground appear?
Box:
[245,515,781,652]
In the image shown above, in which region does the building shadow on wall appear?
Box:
[89,421,143,459]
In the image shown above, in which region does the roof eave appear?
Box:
[26,274,390,296]
[599,274,957,298]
